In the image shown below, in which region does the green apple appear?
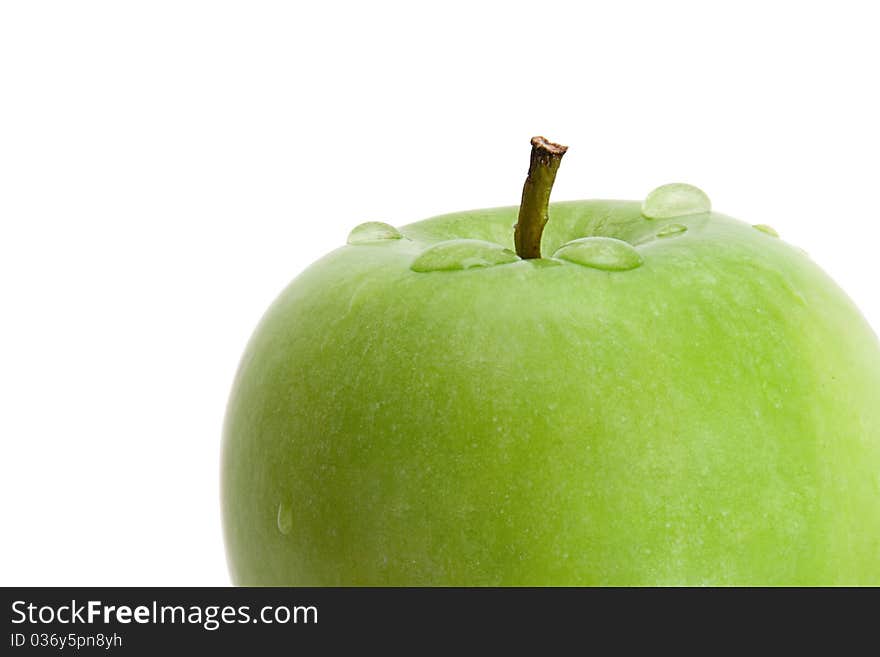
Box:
[222,137,880,585]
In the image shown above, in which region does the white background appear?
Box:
[1,1,878,585]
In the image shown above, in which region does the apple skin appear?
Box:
[221,200,880,585]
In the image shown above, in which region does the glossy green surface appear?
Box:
[222,198,880,585]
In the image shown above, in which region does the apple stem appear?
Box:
[514,136,568,259]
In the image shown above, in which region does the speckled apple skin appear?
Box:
[221,201,880,585]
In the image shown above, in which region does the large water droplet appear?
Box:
[753,224,779,237]
[347,221,403,244]
[552,237,643,271]
[656,223,688,238]
[642,183,711,219]
[411,239,519,272]
[277,501,292,535]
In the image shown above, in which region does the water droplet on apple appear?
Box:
[411,239,519,272]
[347,221,403,244]
[276,501,293,535]
[641,183,711,219]
[656,223,688,238]
[552,237,643,271]
[753,224,779,237]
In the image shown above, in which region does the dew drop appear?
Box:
[552,237,643,271]
[276,501,293,535]
[347,221,403,244]
[642,183,711,220]
[753,224,779,237]
[656,223,688,238]
[411,239,519,272]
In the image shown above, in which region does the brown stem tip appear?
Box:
[530,136,568,157]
